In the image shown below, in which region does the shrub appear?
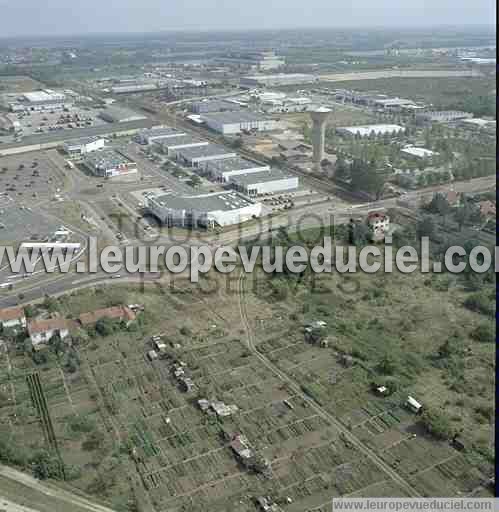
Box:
[420,408,454,440]
[471,322,495,343]
[464,292,494,317]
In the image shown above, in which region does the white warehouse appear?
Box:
[201,111,279,135]
[135,126,186,145]
[229,169,299,196]
[9,89,71,112]
[62,136,105,156]
[158,135,210,157]
[145,191,263,228]
[176,144,237,167]
[336,124,405,137]
[205,157,270,182]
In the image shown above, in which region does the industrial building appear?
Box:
[228,168,299,196]
[190,99,241,114]
[458,118,496,130]
[372,97,417,111]
[0,119,153,157]
[261,96,313,113]
[205,157,270,182]
[336,124,405,137]
[216,50,285,71]
[82,149,138,178]
[9,89,71,112]
[175,144,237,167]
[401,146,437,159]
[134,126,185,145]
[99,105,147,123]
[158,135,209,157]
[62,136,105,156]
[110,83,158,94]
[201,111,278,135]
[145,190,263,228]
[240,74,317,88]
[415,111,473,123]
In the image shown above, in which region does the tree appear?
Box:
[31,450,63,480]
[376,354,398,376]
[420,408,454,440]
[95,317,118,336]
[43,295,58,313]
[464,292,494,317]
[350,222,372,247]
[334,156,349,181]
[24,305,36,318]
[188,175,201,188]
[426,193,450,216]
[416,216,435,239]
[471,322,495,343]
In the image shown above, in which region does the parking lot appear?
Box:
[0,152,65,241]
[3,105,109,139]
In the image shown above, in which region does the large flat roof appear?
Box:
[83,148,134,169]
[243,73,313,80]
[63,135,104,147]
[177,143,236,160]
[152,191,254,212]
[23,90,65,103]
[201,111,270,124]
[229,168,296,185]
[160,134,207,148]
[0,119,154,155]
[337,124,404,135]
[139,126,183,138]
[206,156,267,173]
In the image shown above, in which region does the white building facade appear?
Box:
[63,136,105,156]
[145,191,263,228]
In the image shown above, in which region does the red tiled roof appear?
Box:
[0,306,25,323]
[28,318,69,335]
[367,211,387,220]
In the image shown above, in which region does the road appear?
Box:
[0,464,116,512]
[236,271,421,498]
[0,172,494,308]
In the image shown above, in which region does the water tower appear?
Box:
[310,107,332,172]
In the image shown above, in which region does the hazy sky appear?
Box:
[0,0,496,37]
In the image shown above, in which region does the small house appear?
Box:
[210,401,239,418]
[230,433,253,460]
[367,211,390,240]
[28,318,70,348]
[406,396,422,414]
[179,377,196,393]
[451,434,466,451]
[197,399,211,412]
[147,350,158,361]
[376,386,388,395]
[0,306,27,331]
